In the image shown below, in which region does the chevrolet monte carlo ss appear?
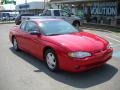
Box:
[9,19,113,72]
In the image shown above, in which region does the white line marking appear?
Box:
[106,36,120,43]
[110,34,120,38]
[85,29,120,44]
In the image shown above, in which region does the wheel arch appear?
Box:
[43,46,59,71]
[43,46,55,59]
[11,35,15,44]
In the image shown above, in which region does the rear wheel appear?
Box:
[73,21,80,30]
[12,37,19,51]
[45,49,59,72]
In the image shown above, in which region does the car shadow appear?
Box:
[9,47,118,88]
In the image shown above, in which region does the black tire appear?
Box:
[45,49,59,72]
[73,21,80,29]
[15,21,21,25]
[12,37,19,51]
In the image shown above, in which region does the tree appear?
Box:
[1,0,16,5]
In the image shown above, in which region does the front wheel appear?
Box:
[45,49,59,72]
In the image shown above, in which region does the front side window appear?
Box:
[25,21,39,32]
[45,10,51,16]
[39,20,79,36]
[41,10,51,16]
[60,10,69,17]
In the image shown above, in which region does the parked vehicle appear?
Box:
[9,19,113,72]
[40,9,83,28]
[15,14,35,25]
[0,12,10,21]
[9,14,17,20]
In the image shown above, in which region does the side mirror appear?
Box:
[30,30,41,35]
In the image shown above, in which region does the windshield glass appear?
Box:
[39,20,79,36]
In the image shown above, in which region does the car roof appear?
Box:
[30,18,63,23]
[21,13,34,15]
[27,16,52,20]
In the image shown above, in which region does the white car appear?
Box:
[40,9,83,28]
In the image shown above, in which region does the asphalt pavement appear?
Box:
[0,24,120,90]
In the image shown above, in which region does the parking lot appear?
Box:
[0,24,120,90]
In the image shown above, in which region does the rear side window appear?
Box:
[54,10,60,16]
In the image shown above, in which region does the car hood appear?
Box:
[46,32,108,52]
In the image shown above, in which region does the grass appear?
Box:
[0,21,15,24]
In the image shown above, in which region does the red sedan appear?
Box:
[9,19,113,72]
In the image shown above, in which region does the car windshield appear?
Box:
[39,20,79,36]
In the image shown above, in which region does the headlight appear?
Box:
[68,51,91,59]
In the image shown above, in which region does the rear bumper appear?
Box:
[58,48,113,72]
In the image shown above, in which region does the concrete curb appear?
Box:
[83,23,120,28]
[82,23,120,32]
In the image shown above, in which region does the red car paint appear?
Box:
[9,19,113,72]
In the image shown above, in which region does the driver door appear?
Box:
[23,21,43,58]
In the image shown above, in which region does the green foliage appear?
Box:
[1,0,16,5]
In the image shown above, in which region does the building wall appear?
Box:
[82,1,118,25]
[50,0,120,26]
[16,1,45,14]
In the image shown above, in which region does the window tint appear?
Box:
[20,22,27,31]
[54,10,60,16]
[26,21,39,32]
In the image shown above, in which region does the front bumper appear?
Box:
[58,48,113,72]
